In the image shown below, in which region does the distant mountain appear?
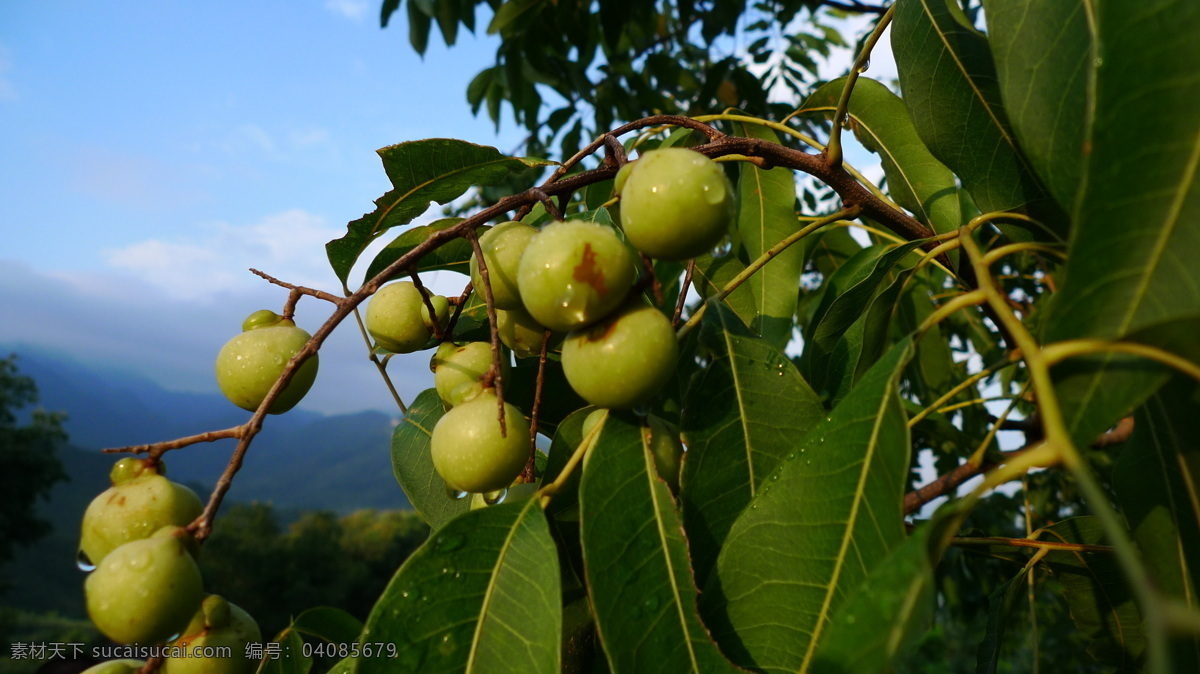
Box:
[2,345,414,616]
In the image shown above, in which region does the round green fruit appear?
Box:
[516,221,637,331]
[618,148,735,260]
[644,416,684,492]
[497,307,557,358]
[215,312,318,414]
[470,221,538,310]
[365,281,448,353]
[561,303,678,408]
[86,526,204,645]
[80,458,204,566]
[81,660,146,674]
[430,395,531,493]
[163,595,262,674]
[432,342,509,406]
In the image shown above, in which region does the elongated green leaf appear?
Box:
[257,630,310,674]
[580,413,740,673]
[801,77,960,235]
[981,0,1089,211]
[975,561,1037,674]
[811,505,965,674]
[1114,376,1200,670]
[892,0,1054,233]
[1044,0,1200,446]
[351,499,560,673]
[540,407,593,520]
[288,607,364,644]
[326,140,553,284]
[1042,517,1145,670]
[362,218,478,284]
[705,340,914,673]
[391,389,472,528]
[693,251,758,330]
[810,241,924,353]
[731,118,804,349]
[680,300,825,585]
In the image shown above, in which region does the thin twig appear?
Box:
[102,427,244,457]
[952,537,1115,554]
[407,271,445,341]
[250,268,344,305]
[672,261,695,327]
[524,329,552,482]
[464,229,508,437]
[444,282,474,337]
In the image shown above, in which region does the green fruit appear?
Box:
[163,595,262,674]
[366,281,446,353]
[644,416,684,492]
[430,395,531,493]
[497,307,557,358]
[516,221,637,331]
[81,660,146,674]
[80,458,204,566]
[215,312,318,414]
[432,342,510,406]
[561,303,678,408]
[618,148,735,260]
[86,526,204,645]
[470,221,538,310]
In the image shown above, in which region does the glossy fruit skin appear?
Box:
[497,307,556,358]
[85,526,204,645]
[516,221,637,332]
[470,221,537,310]
[163,595,262,674]
[80,458,204,566]
[432,342,509,406]
[645,416,684,492]
[618,148,735,260]
[215,314,318,414]
[561,303,679,408]
[430,395,530,493]
[81,661,146,674]
[365,281,446,353]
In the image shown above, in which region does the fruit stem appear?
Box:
[464,228,509,437]
[824,5,895,170]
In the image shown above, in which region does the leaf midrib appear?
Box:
[465,500,537,673]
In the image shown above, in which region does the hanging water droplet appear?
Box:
[76,549,96,572]
[857,58,871,74]
[435,533,465,552]
[444,484,469,500]
[710,237,733,259]
[631,403,651,417]
[483,488,508,506]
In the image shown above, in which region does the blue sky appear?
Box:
[0,2,888,416]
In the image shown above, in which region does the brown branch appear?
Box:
[250,268,344,305]
[952,536,1115,554]
[638,253,664,306]
[443,281,474,337]
[101,427,244,457]
[1092,416,1134,448]
[407,271,445,341]
[523,329,552,483]
[464,229,508,437]
[673,260,695,327]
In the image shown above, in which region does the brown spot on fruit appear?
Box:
[573,244,608,297]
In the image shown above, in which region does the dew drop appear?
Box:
[436,533,466,552]
[1093,56,1104,68]
[483,488,508,506]
[643,594,661,612]
[438,633,456,656]
[786,453,796,461]
[770,473,779,481]
[857,58,871,74]
[76,550,96,572]
[631,403,651,417]
[444,484,469,500]
[710,237,733,259]
[166,632,181,643]
[402,587,422,601]
[846,615,857,625]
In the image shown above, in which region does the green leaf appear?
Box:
[362,218,479,284]
[391,389,472,528]
[352,499,561,673]
[704,340,914,672]
[981,0,1089,211]
[540,407,593,520]
[256,630,310,674]
[801,77,960,236]
[1114,377,1200,670]
[325,139,553,285]
[692,251,758,330]
[810,505,965,674]
[975,560,1037,674]
[809,241,924,354]
[288,606,364,644]
[1042,517,1145,669]
[730,117,804,349]
[488,0,544,35]
[407,0,432,55]
[1044,0,1200,446]
[579,413,740,673]
[892,0,1054,233]
[680,300,825,585]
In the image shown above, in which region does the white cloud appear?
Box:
[325,0,370,21]
[100,209,344,301]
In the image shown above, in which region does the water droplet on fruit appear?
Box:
[483,488,508,505]
[445,484,469,500]
[435,533,465,552]
[76,550,95,572]
[710,237,733,258]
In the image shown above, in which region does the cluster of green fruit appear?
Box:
[207,148,730,501]
[78,458,261,674]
